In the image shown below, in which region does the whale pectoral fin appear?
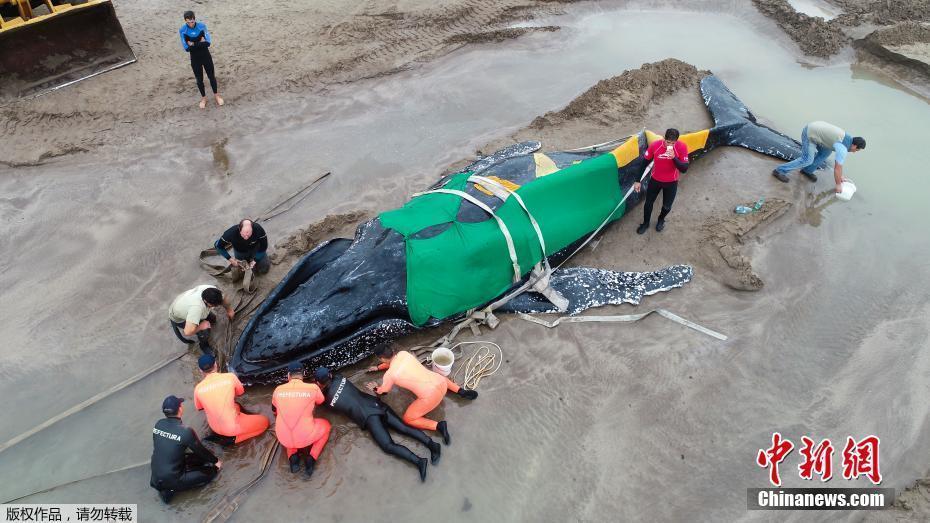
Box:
[499,265,693,315]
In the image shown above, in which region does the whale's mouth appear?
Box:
[241,305,412,366]
[235,315,417,384]
[231,222,416,382]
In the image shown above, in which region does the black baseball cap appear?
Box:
[287,361,303,373]
[162,395,184,415]
[313,367,330,382]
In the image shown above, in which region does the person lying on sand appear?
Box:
[179,10,224,109]
[772,121,865,193]
[366,346,477,443]
[635,128,690,234]
[314,367,440,482]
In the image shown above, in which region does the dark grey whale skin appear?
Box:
[230,75,801,385]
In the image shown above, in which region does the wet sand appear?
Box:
[2,0,930,521]
[0,0,575,167]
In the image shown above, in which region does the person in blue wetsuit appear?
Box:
[180,11,224,109]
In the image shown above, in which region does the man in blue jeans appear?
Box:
[772,121,866,193]
[214,219,270,275]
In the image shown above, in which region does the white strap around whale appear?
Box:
[413,188,522,283]
[467,175,568,312]
[467,175,548,259]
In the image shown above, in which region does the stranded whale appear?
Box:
[230,75,800,385]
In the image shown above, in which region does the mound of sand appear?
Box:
[751,0,848,58]
[855,22,930,99]
[530,59,708,129]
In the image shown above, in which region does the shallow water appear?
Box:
[786,0,842,21]
[1,2,929,521]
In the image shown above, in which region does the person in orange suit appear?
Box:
[194,354,269,445]
[367,347,477,444]
[272,362,331,477]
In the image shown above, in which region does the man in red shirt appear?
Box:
[634,128,690,234]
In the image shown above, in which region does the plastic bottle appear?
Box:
[753,198,765,211]
[734,205,752,214]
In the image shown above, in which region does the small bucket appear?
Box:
[431,347,455,377]
[836,180,857,201]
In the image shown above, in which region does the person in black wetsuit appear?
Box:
[179,11,224,109]
[150,395,222,504]
[313,367,439,482]
[214,219,270,275]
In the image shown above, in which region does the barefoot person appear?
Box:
[772,121,865,193]
[635,128,690,234]
[179,10,224,109]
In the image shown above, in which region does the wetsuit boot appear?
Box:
[418,457,428,483]
[636,223,649,235]
[158,489,176,504]
[456,389,478,400]
[304,455,316,478]
[204,432,236,447]
[428,440,441,465]
[196,329,214,356]
[437,420,451,445]
[289,454,301,473]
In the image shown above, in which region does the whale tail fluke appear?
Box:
[700,75,801,162]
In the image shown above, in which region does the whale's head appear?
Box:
[231,219,420,383]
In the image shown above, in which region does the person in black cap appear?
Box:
[313,367,439,482]
[150,395,222,504]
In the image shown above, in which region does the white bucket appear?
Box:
[431,347,455,377]
[836,180,857,201]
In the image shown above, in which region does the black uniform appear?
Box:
[214,222,270,274]
[150,417,218,499]
[321,373,432,466]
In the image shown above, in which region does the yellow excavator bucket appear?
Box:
[0,0,135,103]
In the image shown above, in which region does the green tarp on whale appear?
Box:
[380,152,625,326]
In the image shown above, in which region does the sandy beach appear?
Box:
[2,0,930,521]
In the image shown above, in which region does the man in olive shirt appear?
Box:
[773,121,866,193]
[168,285,234,355]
